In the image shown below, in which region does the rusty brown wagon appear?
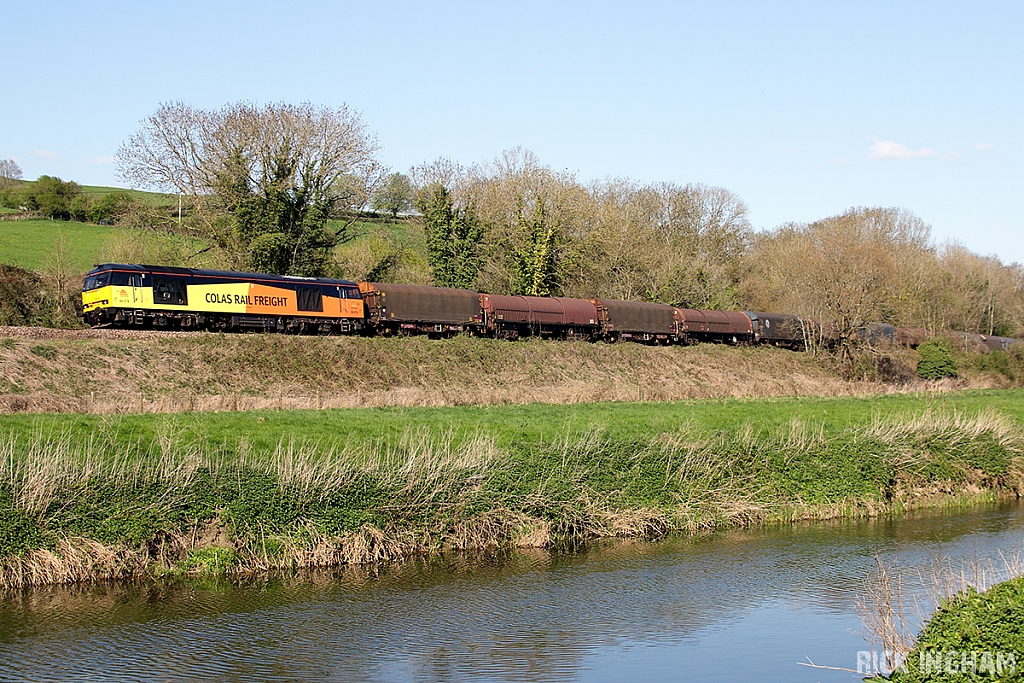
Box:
[359,282,483,335]
[676,309,755,345]
[589,298,679,344]
[481,294,600,340]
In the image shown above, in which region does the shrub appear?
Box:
[0,263,81,328]
[917,341,958,380]
[88,191,136,224]
[19,176,82,220]
[973,345,1024,385]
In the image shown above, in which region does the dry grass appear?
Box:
[862,407,1024,453]
[1,536,150,589]
[0,326,967,415]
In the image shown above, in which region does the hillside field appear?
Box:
[0,183,419,277]
[0,219,117,272]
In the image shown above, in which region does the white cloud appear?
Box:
[973,143,995,151]
[868,140,938,160]
[34,149,60,159]
[94,156,115,164]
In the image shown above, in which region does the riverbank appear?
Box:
[0,326,1009,415]
[1,390,1022,588]
[878,575,1024,682]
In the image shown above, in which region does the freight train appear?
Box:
[80,263,1021,352]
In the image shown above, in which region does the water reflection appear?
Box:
[2,502,1023,682]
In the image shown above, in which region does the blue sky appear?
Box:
[3,1,1022,263]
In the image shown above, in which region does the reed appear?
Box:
[857,551,1024,680]
[1,404,1022,588]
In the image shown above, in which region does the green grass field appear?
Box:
[0,185,171,272]
[0,218,118,272]
[0,185,420,275]
[3,389,1021,467]
[78,185,174,207]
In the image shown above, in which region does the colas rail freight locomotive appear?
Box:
[80,263,1022,352]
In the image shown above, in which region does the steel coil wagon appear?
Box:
[358,282,484,335]
[480,295,600,339]
[589,298,679,343]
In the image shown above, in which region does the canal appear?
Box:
[2,501,1023,682]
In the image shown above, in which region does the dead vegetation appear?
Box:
[0,326,1000,415]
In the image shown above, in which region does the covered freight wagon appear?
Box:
[359,282,483,335]
[589,299,679,343]
[856,322,898,346]
[983,335,1019,352]
[895,327,929,347]
[675,309,754,344]
[744,311,805,349]
[481,295,600,339]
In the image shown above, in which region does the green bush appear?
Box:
[973,346,1024,385]
[890,576,1024,682]
[917,341,958,380]
[18,175,83,220]
[87,191,136,224]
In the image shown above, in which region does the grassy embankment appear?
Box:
[0,330,973,414]
[1,389,1022,587]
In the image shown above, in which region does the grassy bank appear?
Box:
[1,390,1022,588]
[881,575,1024,681]
[1,328,1011,415]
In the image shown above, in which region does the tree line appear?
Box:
[5,99,1022,343]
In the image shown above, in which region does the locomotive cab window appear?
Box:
[153,277,188,306]
[83,272,110,291]
[297,287,324,312]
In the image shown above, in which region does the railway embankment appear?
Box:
[1,390,1023,587]
[0,325,1008,415]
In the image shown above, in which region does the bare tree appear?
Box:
[933,242,1023,337]
[0,158,23,191]
[409,157,466,203]
[742,207,934,359]
[117,101,385,275]
[581,180,750,306]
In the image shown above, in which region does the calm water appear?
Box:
[2,502,1024,682]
